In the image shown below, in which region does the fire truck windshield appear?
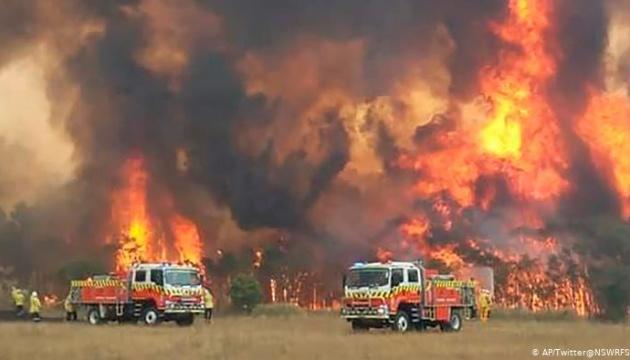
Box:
[346,268,389,288]
[164,270,201,286]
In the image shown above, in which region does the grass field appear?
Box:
[0,312,628,360]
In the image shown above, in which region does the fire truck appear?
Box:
[340,261,476,332]
[69,263,205,326]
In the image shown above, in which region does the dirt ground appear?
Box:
[0,313,628,360]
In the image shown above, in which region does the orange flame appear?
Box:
[376,247,393,262]
[577,93,630,219]
[170,214,203,265]
[479,0,568,200]
[43,294,59,307]
[400,0,569,206]
[111,155,203,271]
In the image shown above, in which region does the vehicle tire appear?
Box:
[176,314,194,326]
[415,320,426,332]
[141,307,161,326]
[393,311,411,333]
[351,320,368,332]
[441,311,463,332]
[87,307,101,325]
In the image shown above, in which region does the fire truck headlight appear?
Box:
[377,305,388,315]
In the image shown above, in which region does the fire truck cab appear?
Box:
[70,262,205,326]
[340,261,476,332]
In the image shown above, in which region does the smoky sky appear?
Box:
[44,0,514,235]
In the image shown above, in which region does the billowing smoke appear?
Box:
[0,0,629,319]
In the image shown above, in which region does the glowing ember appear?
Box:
[43,294,59,307]
[253,249,263,268]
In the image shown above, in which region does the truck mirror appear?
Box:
[342,274,346,289]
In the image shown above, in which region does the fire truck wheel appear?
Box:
[141,307,160,326]
[87,308,101,325]
[351,320,368,331]
[393,311,411,333]
[441,312,462,332]
[176,314,194,326]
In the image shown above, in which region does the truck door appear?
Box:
[132,269,148,298]
[407,268,421,303]
[149,269,164,286]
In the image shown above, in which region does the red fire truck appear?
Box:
[69,262,205,326]
[340,261,476,332]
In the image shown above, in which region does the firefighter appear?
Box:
[478,289,492,322]
[64,293,77,321]
[203,287,214,322]
[29,291,42,322]
[10,286,25,317]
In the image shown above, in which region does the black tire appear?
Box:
[441,311,463,332]
[414,320,426,331]
[351,320,368,332]
[141,307,161,326]
[176,314,195,326]
[393,311,411,333]
[87,307,101,325]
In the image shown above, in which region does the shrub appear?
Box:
[229,274,262,313]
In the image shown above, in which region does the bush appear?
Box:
[229,274,262,313]
[251,303,306,317]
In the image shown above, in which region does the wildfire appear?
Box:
[43,294,59,307]
[111,155,203,271]
[170,214,203,265]
[431,246,465,269]
[391,0,596,316]
[376,247,394,262]
[577,93,630,219]
[497,259,597,316]
[479,0,568,200]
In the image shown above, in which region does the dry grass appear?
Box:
[0,313,628,360]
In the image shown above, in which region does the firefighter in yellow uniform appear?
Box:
[64,294,77,321]
[11,286,25,317]
[30,291,42,322]
[203,287,214,322]
[478,289,492,322]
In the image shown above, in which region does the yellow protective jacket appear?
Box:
[64,296,74,312]
[479,293,491,308]
[30,294,42,314]
[12,288,25,306]
[204,288,214,309]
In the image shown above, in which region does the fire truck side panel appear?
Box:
[435,306,450,321]
[71,280,128,305]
